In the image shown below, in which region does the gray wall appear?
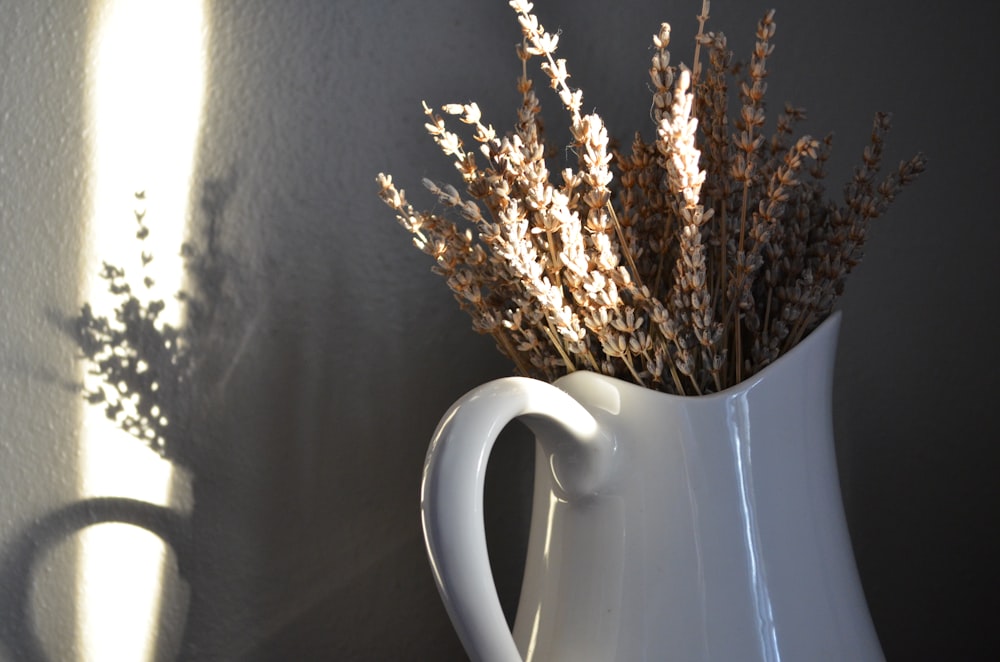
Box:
[1,0,997,660]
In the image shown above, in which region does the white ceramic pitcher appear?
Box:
[421,312,883,661]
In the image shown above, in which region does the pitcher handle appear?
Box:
[420,376,615,662]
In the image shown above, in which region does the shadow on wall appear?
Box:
[0,171,499,661]
[0,2,536,658]
[0,498,191,662]
[0,172,246,661]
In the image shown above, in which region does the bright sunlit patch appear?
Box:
[78,0,207,660]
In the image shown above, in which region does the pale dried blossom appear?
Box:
[377,2,925,394]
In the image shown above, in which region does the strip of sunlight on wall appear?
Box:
[79,1,207,660]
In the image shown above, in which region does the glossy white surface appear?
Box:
[421,312,883,661]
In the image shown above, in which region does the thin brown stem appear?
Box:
[542,322,577,372]
[692,0,711,84]
[608,202,643,288]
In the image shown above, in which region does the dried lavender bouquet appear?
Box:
[377,0,924,395]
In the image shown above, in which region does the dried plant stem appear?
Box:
[608,203,642,288]
[691,0,711,84]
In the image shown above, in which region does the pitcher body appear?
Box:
[422,312,883,661]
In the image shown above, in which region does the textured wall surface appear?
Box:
[1,0,997,660]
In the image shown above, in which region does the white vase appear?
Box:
[421,311,883,661]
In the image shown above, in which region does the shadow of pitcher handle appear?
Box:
[0,497,190,662]
[420,376,615,662]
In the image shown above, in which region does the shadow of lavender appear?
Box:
[0,171,244,661]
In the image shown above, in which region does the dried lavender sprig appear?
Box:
[511,0,658,383]
[376,173,536,377]
[656,67,721,392]
[727,8,775,384]
[650,22,675,124]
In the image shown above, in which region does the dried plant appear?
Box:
[377,0,925,395]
